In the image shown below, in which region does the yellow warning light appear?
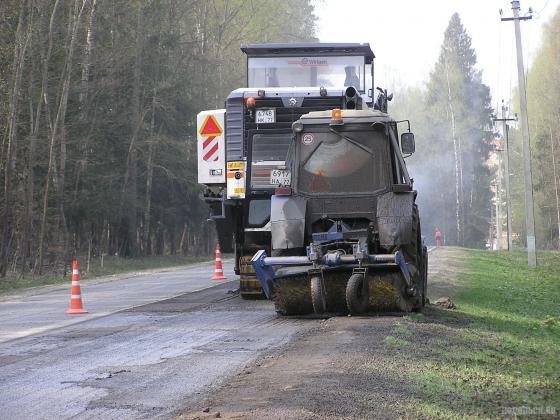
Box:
[246,97,256,107]
[331,108,343,123]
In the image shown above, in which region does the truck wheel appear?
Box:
[346,273,369,315]
[311,276,327,314]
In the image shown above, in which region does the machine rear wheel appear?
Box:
[239,255,265,300]
[311,276,327,314]
[346,273,369,315]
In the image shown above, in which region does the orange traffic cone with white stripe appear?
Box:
[211,243,227,280]
[65,260,88,314]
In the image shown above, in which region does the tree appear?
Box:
[523,5,560,249]
[393,13,493,248]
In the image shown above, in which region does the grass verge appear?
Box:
[0,254,215,295]
[382,249,559,418]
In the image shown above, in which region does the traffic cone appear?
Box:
[65,260,88,314]
[211,243,227,280]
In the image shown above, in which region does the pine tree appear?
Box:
[405,13,493,248]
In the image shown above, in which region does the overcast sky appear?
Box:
[313,0,559,111]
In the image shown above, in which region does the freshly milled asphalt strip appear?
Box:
[0,278,313,419]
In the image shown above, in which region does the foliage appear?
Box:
[392,14,493,248]
[0,0,317,277]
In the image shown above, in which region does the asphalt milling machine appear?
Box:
[251,108,428,315]
[197,42,427,314]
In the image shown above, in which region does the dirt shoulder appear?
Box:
[426,246,466,300]
[177,247,468,419]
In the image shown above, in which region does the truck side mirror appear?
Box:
[401,132,415,154]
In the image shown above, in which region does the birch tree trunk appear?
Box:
[457,134,465,246]
[21,1,42,273]
[550,126,560,251]
[37,0,87,274]
[0,1,32,277]
[143,91,158,255]
[73,0,97,201]
[117,3,143,257]
[444,57,462,245]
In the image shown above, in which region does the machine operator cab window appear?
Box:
[296,123,390,195]
[242,43,375,97]
[248,56,366,91]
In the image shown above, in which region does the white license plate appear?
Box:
[256,109,275,124]
[270,169,291,186]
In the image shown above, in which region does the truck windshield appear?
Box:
[251,132,292,190]
[248,56,365,91]
[297,127,389,194]
[252,132,292,162]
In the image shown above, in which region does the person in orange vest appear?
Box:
[434,228,443,247]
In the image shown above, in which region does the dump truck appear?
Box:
[250,108,428,315]
[197,43,381,298]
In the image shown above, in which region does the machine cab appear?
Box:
[241,43,375,102]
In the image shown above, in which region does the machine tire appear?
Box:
[311,276,327,314]
[410,207,426,311]
[346,273,369,315]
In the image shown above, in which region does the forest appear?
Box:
[0,0,558,281]
[0,0,317,277]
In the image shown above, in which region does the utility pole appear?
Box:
[500,1,537,267]
[496,151,503,250]
[493,101,516,251]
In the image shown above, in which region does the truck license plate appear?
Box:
[270,169,290,186]
[256,109,275,124]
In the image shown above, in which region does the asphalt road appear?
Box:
[0,262,313,419]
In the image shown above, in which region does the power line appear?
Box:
[532,0,551,18]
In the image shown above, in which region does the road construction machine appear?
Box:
[250,108,428,315]
[197,43,386,298]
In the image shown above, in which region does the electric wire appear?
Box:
[532,0,551,18]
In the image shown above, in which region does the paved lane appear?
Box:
[0,283,310,419]
[0,260,237,343]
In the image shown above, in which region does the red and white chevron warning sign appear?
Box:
[197,109,225,185]
[199,115,223,162]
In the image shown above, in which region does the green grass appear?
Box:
[0,254,215,295]
[375,249,560,418]
[384,335,412,347]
